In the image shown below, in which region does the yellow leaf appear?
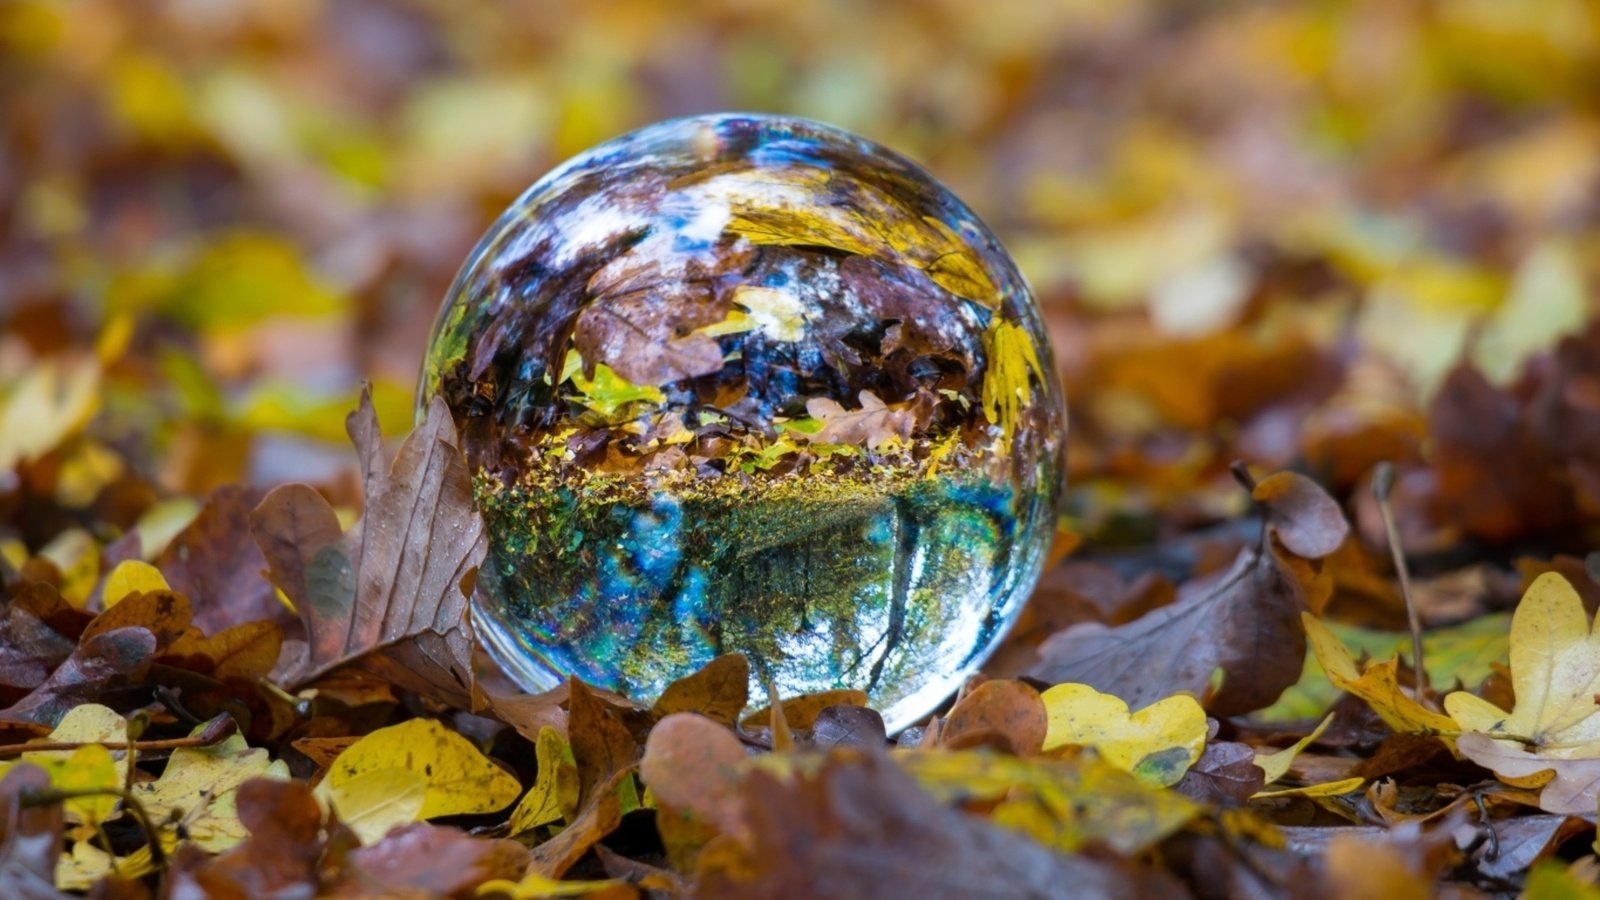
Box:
[323,767,429,845]
[1523,862,1600,900]
[729,285,806,341]
[1302,613,1459,736]
[921,216,999,302]
[23,704,128,833]
[102,560,171,609]
[53,440,123,509]
[43,746,120,835]
[1445,573,1600,755]
[1039,683,1207,787]
[980,320,1045,454]
[1253,777,1365,799]
[0,357,100,472]
[130,731,288,852]
[713,167,998,307]
[1254,713,1335,787]
[477,873,625,899]
[568,360,665,419]
[55,840,156,892]
[128,497,202,560]
[325,719,521,820]
[508,727,579,835]
[38,528,99,608]
[899,750,1198,856]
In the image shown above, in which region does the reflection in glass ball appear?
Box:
[420,114,1065,730]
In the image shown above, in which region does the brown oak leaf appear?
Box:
[250,388,487,709]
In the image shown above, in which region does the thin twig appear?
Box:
[1472,792,1498,861]
[259,677,315,718]
[1373,463,1428,693]
[0,714,236,759]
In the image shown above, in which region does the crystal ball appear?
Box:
[419,114,1065,730]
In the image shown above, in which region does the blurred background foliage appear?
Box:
[2,0,1599,544]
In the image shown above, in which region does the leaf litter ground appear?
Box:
[7,370,1600,899]
[8,3,1600,896]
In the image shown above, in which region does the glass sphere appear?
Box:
[420,114,1065,730]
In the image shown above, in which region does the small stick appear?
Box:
[1374,463,1428,693]
[0,714,235,759]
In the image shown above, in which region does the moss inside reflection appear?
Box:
[476,452,1023,711]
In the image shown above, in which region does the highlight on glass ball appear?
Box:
[419,113,1066,730]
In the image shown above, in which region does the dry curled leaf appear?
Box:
[931,679,1047,755]
[650,653,749,727]
[1030,471,1348,716]
[251,388,487,708]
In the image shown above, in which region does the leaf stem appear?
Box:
[1373,463,1428,694]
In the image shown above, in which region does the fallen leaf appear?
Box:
[336,822,530,897]
[14,704,127,835]
[0,585,88,707]
[801,391,917,450]
[1254,713,1336,787]
[698,748,1184,899]
[567,679,639,805]
[80,589,191,652]
[1253,777,1365,799]
[1461,814,1590,884]
[526,769,629,880]
[323,718,520,821]
[478,871,629,899]
[53,839,154,893]
[649,653,749,727]
[130,730,289,852]
[162,619,283,683]
[1323,825,1438,900]
[1,627,157,727]
[740,689,868,730]
[1039,683,1207,786]
[1032,488,1342,716]
[168,778,330,897]
[0,358,99,474]
[807,705,888,750]
[1175,741,1266,805]
[932,679,1047,755]
[1446,573,1600,754]
[157,485,283,633]
[323,767,428,845]
[1303,614,1459,736]
[1523,862,1600,899]
[640,713,748,836]
[1455,732,1600,815]
[99,561,169,609]
[251,388,488,708]
[902,750,1200,856]
[1251,471,1349,558]
[508,727,579,836]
